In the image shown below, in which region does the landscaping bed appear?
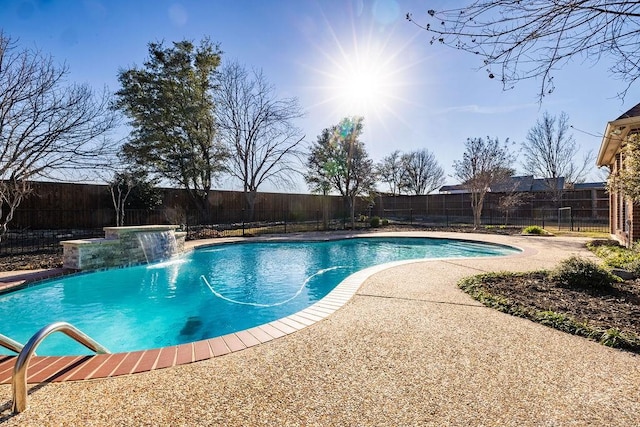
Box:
[0,252,63,271]
[460,270,640,352]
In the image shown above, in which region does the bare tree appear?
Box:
[407,2,640,100]
[522,111,593,204]
[216,61,305,220]
[401,149,446,195]
[495,179,529,226]
[0,33,117,237]
[108,169,162,226]
[454,137,515,228]
[376,150,406,195]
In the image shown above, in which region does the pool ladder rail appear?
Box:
[0,333,25,354]
[7,321,110,414]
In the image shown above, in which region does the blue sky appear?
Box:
[1,0,634,191]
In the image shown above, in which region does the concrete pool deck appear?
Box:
[1,231,639,426]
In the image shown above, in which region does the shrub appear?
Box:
[522,225,545,235]
[599,328,640,350]
[369,216,380,228]
[381,218,389,226]
[587,239,622,248]
[587,239,638,269]
[550,256,620,290]
[623,258,640,276]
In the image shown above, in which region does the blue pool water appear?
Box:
[0,237,519,355]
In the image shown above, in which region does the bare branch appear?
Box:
[408,1,640,101]
[0,32,118,238]
[216,61,306,219]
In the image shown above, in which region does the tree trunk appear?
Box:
[244,190,257,222]
[0,179,31,242]
[187,189,210,224]
[322,194,328,230]
[471,192,484,229]
[349,195,356,229]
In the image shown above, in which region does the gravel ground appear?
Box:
[1,232,639,426]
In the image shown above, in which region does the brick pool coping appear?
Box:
[0,233,531,384]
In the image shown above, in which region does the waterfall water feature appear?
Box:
[62,225,186,270]
[137,231,179,263]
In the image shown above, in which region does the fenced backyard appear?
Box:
[0,182,610,256]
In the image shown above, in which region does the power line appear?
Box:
[569,125,603,138]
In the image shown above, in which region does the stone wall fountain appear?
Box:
[61,225,187,271]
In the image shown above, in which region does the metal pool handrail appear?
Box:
[0,333,25,354]
[11,321,110,413]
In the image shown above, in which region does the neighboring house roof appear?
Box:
[490,175,533,192]
[438,184,467,194]
[597,102,640,167]
[573,182,606,190]
[439,176,567,194]
[530,177,565,192]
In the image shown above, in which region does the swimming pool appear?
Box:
[0,237,519,355]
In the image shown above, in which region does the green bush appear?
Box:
[522,225,545,235]
[550,256,620,290]
[587,239,639,269]
[369,216,381,228]
[381,218,389,226]
[599,328,640,350]
[623,258,640,276]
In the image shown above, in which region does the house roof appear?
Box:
[573,182,606,190]
[530,177,565,192]
[438,184,467,193]
[597,102,640,167]
[616,103,640,120]
[439,176,566,193]
[490,175,533,192]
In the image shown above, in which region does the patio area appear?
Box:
[1,232,638,426]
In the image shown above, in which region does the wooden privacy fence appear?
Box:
[6,182,609,229]
[0,182,610,255]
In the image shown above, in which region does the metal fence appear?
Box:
[380,208,609,233]
[0,208,367,256]
[0,228,104,256]
[0,208,609,257]
[0,188,610,256]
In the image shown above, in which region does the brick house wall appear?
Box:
[597,102,640,247]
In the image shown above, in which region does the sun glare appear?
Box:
[321,43,403,120]
[338,57,390,113]
[302,10,418,129]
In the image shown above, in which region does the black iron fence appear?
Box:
[380,207,609,233]
[0,187,610,256]
[0,228,104,256]
[0,208,609,257]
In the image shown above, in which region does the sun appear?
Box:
[319,42,403,120]
[335,55,392,114]
[302,17,415,128]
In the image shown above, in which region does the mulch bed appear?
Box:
[0,253,63,272]
[476,272,640,337]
